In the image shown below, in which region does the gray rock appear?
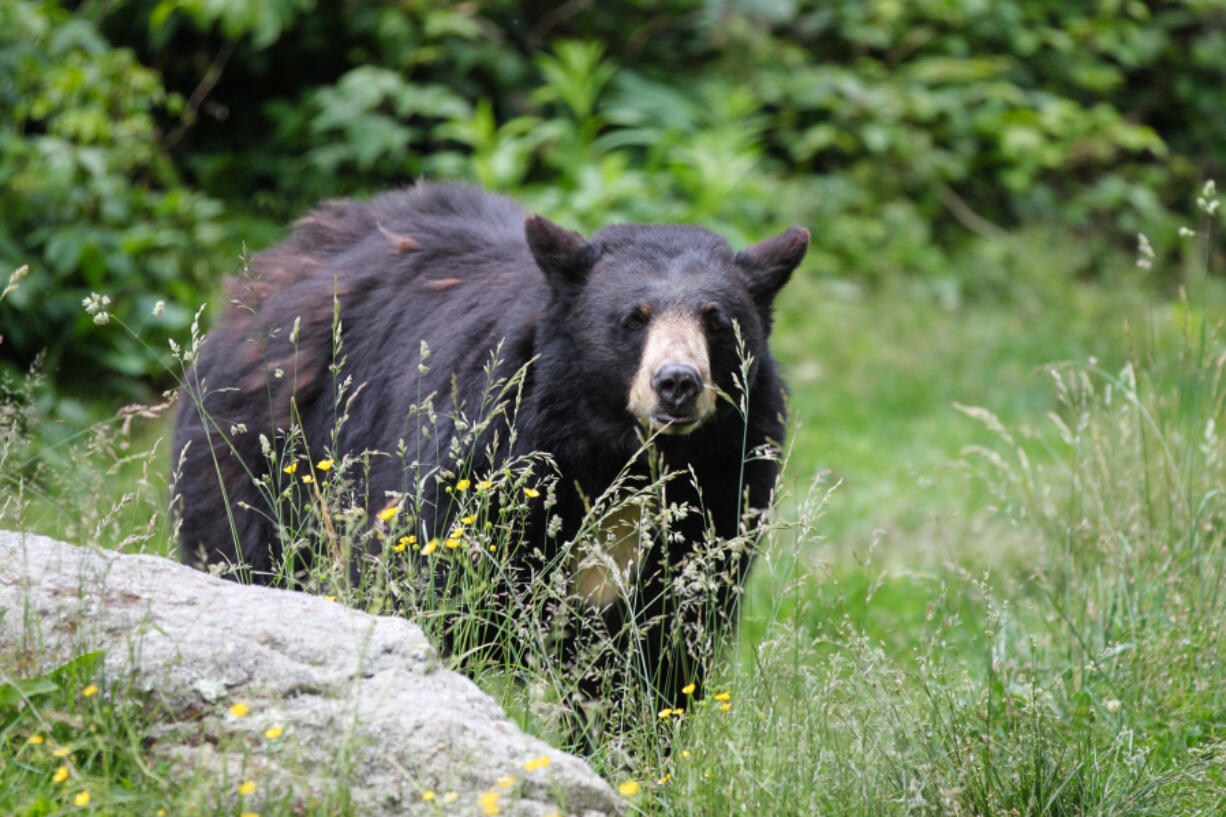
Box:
[0,530,624,816]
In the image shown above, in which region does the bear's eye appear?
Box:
[622,305,650,331]
[703,304,729,333]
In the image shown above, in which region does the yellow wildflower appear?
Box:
[422,790,436,801]
[496,774,516,788]
[442,792,459,803]
[53,766,69,783]
[720,703,732,711]
[544,813,563,817]
[478,789,501,815]
[523,755,551,771]
[27,734,44,745]
[617,780,640,797]
[301,474,315,484]
[421,539,439,556]
[53,747,70,758]
[73,791,90,806]
[658,708,674,719]
[444,537,461,549]
[264,726,283,739]
[392,540,407,553]
[455,478,471,491]
[82,684,98,697]
[324,595,337,601]
[315,459,333,471]
[461,515,476,525]
[238,781,256,795]
[283,462,298,475]
[229,702,249,718]
[476,480,493,491]
[682,682,696,695]
[378,505,399,521]
[681,750,691,759]
[657,773,672,785]
[713,691,731,702]
[240,813,260,817]
[524,487,540,499]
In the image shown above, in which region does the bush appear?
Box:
[0,0,228,401]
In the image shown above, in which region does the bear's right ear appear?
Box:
[525,215,594,289]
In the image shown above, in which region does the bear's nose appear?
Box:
[651,364,702,414]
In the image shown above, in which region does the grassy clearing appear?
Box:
[4,224,1226,814]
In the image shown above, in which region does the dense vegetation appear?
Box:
[2,0,1224,403]
[3,2,1226,815]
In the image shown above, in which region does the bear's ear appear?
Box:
[525,215,594,289]
[734,226,810,305]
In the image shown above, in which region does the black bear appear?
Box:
[172,182,807,716]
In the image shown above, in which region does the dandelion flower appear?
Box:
[283,462,298,475]
[73,790,91,806]
[377,505,399,521]
[720,703,731,711]
[53,747,70,758]
[238,781,256,795]
[681,750,691,759]
[264,726,283,739]
[421,539,439,556]
[229,702,250,718]
[444,537,461,549]
[315,459,334,471]
[713,691,731,702]
[617,780,640,797]
[422,790,435,801]
[478,789,501,815]
[53,766,69,783]
[27,734,44,745]
[524,487,540,499]
[82,684,98,697]
[455,478,471,491]
[682,682,696,695]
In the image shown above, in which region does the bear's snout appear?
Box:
[651,363,702,417]
[627,310,717,434]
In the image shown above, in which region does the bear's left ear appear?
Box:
[735,226,810,305]
[525,215,595,289]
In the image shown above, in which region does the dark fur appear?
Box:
[172,182,806,710]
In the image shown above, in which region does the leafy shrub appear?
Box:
[0,0,228,400]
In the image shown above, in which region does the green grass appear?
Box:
[4,236,1226,814]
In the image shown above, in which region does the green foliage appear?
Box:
[0,0,228,400]
[4,0,1226,402]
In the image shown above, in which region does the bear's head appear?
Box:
[526,216,808,438]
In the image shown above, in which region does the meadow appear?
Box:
[5,1,1226,812]
[4,201,1225,815]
